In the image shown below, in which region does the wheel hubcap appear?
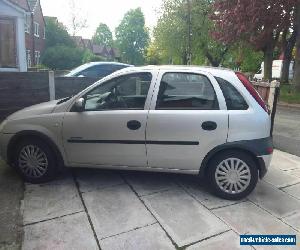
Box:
[215,158,251,194]
[18,145,48,178]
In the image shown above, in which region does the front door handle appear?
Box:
[201,121,217,131]
[127,120,141,130]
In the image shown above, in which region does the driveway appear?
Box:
[19,149,300,250]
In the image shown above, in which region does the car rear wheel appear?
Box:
[14,138,57,183]
[208,150,258,200]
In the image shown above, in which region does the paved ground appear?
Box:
[0,160,23,250]
[18,149,300,250]
[274,105,300,157]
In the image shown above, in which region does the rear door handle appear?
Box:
[201,121,217,131]
[127,120,141,130]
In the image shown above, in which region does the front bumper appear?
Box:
[257,154,272,178]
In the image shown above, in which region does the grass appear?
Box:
[279,84,300,104]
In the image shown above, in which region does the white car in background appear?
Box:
[254,60,294,81]
[0,66,273,200]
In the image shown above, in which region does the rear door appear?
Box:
[146,70,229,171]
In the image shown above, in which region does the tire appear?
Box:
[14,138,58,183]
[207,150,258,200]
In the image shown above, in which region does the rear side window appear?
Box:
[216,77,249,110]
[156,73,219,110]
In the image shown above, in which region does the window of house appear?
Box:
[83,73,152,111]
[25,14,31,33]
[34,22,39,37]
[0,18,16,68]
[156,72,219,110]
[215,77,249,110]
[26,50,31,68]
[34,51,40,65]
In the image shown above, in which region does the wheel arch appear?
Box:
[199,138,272,179]
[7,130,65,168]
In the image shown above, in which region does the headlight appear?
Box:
[0,120,7,133]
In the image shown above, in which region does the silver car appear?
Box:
[0,66,273,200]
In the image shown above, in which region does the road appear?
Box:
[273,105,300,157]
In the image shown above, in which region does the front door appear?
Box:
[63,72,155,167]
[146,71,229,171]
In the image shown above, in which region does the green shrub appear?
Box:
[42,46,84,70]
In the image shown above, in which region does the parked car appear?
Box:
[0,66,273,200]
[65,62,133,79]
[253,60,294,81]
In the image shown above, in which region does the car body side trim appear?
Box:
[67,139,199,146]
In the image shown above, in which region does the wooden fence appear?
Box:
[0,71,95,121]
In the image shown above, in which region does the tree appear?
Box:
[115,8,150,65]
[151,0,229,66]
[68,0,87,36]
[293,1,300,92]
[92,23,113,47]
[42,46,84,70]
[82,49,106,63]
[212,0,296,81]
[280,29,296,83]
[44,17,75,48]
[43,17,87,70]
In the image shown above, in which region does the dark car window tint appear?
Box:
[156,73,219,110]
[215,77,249,110]
[84,72,152,111]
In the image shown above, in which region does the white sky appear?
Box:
[40,0,162,39]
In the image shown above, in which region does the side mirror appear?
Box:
[74,97,85,112]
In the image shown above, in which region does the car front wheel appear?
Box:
[208,150,258,200]
[14,138,57,183]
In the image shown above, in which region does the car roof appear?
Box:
[116,65,235,78]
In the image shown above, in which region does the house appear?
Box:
[92,44,107,58]
[25,0,46,67]
[70,34,121,61]
[0,0,45,71]
[0,0,28,71]
[83,38,93,51]
[71,36,85,49]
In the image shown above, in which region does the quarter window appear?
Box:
[84,73,152,111]
[215,77,249,110]
[156,73,219,110]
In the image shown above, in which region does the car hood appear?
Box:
[7,100,58,120]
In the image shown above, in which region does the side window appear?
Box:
[84,73,152,111]
[215,77,249,110]
[156,73,219,110]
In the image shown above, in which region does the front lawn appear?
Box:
[279,84,300,104]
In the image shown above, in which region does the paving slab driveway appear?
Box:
[22,150,300,250]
